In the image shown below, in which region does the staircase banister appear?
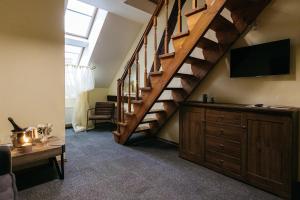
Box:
[120,0,164,81]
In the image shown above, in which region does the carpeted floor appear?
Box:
[18,127,281,200]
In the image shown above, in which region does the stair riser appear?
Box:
[172,36,188,52]
[202,47,224,63]
[181,78,198,94]
[172,90,187,103]
[215,30,239,44]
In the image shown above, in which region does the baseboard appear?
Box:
[155,137,179,147]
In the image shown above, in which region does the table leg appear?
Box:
[52,145,65,180]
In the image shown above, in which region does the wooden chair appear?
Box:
[86,102,115,129]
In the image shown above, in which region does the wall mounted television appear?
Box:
[230,39,290,78]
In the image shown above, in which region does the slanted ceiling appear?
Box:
[89,12,142,87]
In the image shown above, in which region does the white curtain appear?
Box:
[65,65,95,132]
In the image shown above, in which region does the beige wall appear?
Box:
[88,88,109,106]
[0,0,65,143]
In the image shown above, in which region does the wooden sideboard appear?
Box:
[179,102,299,199]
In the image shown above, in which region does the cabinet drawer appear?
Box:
[205,123,243,142]
[206,151,241,175]
[206,135,241,159]
[206,109,242,126]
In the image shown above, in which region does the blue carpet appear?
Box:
[18,128,281,200]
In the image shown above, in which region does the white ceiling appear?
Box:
[89,12,143,87]
[80,0,153,23]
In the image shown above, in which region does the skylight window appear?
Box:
[65,45,83,65]
[65,0,96,38]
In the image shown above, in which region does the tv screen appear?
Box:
[230,39,290,78]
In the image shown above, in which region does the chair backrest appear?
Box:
[94,102,115,116]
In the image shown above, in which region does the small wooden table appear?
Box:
[11,138,65,179]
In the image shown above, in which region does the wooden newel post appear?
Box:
[178,0,182,33]
[164,0,169,54]
[117,79,122,132]
[144,35,148,87]
[128,67,131,113]
[153,16,158,72]
[193,0,198,9]
[135,53,139,100]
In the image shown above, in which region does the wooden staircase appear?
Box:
[113,0,271,144]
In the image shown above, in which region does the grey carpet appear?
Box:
[18,128,281,200]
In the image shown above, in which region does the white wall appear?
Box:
[0,0,65,143]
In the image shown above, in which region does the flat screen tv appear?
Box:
[230,39,290,78]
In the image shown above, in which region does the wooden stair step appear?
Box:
[125,112,135,116]
[147,109,165,114]
[197,37,219,49]
[174,73,198,80]
[140,87,151,91]
[135,126,151,133]
[165,87,184,91]
[185,56,211,66]
[117,122,127,127]
[149,71,163,76]
[225,0,248,11]
[210,15,237,31]
[156,99,174,103]
[159,52,175,59]
[171,31,190,40]
[113,131,121,136]
[132,100,143,104]
[185,4,207,17]
[141,118,158,124]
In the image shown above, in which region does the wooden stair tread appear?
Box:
[125,112,135,116]
[172,31,190,40]
[175,73,197,80]
[140,87,152,91]
[141,118,157,124]
[165,87,184,90]
[135,126,151,133]
[117,122,127,127]
[156,99,174,102]
[159,52,175,59]
[225,0,250,11]
[210,15,236,31]
[149,71,163,76]
[185,4,207,17]
[113,131,121,136]
[132,100,143,104]
[197,37,219,49]
[185,56,211,66]
[147,109,165,114]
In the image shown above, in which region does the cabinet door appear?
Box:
[179,107,204,164]
[246,113,291,197]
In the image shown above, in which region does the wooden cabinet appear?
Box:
[179,106,204,164]
[246,113,292,198]
[179,102,298,199]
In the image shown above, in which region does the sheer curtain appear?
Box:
[65,65,95,132]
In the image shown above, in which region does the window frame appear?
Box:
[65,6,97,39]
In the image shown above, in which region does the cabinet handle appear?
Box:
[242,125,246,129]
